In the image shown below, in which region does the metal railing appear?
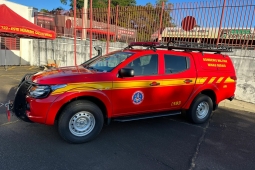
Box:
[34,0,255,64]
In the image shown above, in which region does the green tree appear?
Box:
[60,0,136,9]
[49,7,65,15]
[40,9,49,13]
[145,3,153,7]
[59,0,173,42]
[92,5,173,41]
[156,0,168,5]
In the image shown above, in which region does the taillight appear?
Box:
[230,76,237,81]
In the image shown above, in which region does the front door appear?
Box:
[112,54,162,116]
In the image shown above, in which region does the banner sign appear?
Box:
[161,27,255,40]
[0,25,55,39]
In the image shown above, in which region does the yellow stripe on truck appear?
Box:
[196,77,208,84]
[113,80,150,89]
[160,78,196,86]
[51,78,197,95]
[51,76,235,96]
[51,82,112,95]
[113,78,196,89]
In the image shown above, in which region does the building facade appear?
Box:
[0,0,37,66]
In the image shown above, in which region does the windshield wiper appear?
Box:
[86,66,104,72]
[87,66,97,71]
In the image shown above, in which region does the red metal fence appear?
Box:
[34,0,255,63]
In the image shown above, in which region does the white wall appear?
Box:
[0,0,37,65]
[33,38,128,67]
[0,50,20,65]
[224,50,255,104]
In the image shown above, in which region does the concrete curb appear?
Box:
[219,99,255,113]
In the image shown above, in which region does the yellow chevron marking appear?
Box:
[216,77,224,83]
[224,77,235,83]
[208,77,216,84]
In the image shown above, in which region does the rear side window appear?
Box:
[164,55,190,74]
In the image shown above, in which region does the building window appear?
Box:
[0,37,20,50]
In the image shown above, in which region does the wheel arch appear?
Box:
[45,90,112,126]
[183,87,218,110]
[54,96,108,125]
[200,89,217,110]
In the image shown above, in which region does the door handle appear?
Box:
[150,81,160,86]
[184,79,192,84]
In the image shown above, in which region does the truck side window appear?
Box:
[164,55,190,74]
[127,54,158,76]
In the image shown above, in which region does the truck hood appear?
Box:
[31,65,103,84]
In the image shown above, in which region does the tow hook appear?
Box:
[5,100,13,110]
[228,96,234,101]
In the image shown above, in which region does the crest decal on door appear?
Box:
[132,91,144,105]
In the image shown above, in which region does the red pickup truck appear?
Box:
[9,41,236,143]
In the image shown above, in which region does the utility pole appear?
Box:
[83,0,88,40]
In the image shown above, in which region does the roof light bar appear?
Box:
[129,42,162,46]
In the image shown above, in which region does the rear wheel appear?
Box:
[187,94,213,124]
[58,100,104,143]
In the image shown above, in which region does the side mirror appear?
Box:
[81,45,102,66]
[94,45,102,57]
[118,68,134,78]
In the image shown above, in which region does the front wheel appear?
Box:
[187,94,213,124]
[58,100,104,143]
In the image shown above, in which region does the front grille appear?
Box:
[13,81,33,122]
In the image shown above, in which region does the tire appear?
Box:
[58,100,104,144]
[187,94,213,124]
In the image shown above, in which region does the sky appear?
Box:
[8,0,199,10]
[6,0,254,28]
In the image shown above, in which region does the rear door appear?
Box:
[158,51,197,110]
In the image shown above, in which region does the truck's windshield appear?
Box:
[85,52,134,72]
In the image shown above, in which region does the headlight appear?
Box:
[28,84,67,99]
[29,85,51,99]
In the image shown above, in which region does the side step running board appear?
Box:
[113,111,181,122]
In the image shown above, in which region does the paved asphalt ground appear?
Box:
[0,66,255,170]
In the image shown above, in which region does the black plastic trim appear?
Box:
[113,111,181,122]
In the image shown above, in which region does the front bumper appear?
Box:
[12,75,60,124]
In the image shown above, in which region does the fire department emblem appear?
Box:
[132,91,144,105]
